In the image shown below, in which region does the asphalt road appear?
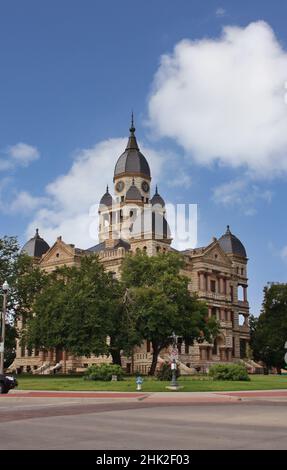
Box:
[0,394,287,450]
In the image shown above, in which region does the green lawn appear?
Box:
[15,374,287,392]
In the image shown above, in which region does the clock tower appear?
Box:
[98,116,171,251]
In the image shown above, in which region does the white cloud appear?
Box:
[148,21,287,178]
[7,143,39,166]
[167,170,192,189]
[213,177,273,215]
[25,137,165,248]
[215,7,226,18]
[9,191,47,214]
[0,143,40,172]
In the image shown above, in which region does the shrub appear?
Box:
[209,363,250,381]
[84,363,125,381]
[156,362,181,381]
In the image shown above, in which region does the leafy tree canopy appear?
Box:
[251,284,287,372]
[121,251,218,375]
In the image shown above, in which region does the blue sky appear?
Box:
[1,0,287,315]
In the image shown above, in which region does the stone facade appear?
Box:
[10,121,250,375]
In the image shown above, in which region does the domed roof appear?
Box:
[218,226,247,258]
[125,180,142,201]
[99,186,114,208]
[151,186,165,207]
[130,210,171,240]
[21,229,50,258]
[114,118,150,180]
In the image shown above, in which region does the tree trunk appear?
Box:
[276,366,282,375]
[110,346,122,366]
[148,344,160,376]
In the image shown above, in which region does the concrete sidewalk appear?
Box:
[6,388,287,404]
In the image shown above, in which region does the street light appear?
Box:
[170,331,179,389]
[0,281,9,374]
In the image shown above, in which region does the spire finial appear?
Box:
[130,111,135,134]
[132,177,135,185]
[226,225,231,234]
[106,185,109,193]
[155,185,158,194]
[35,228,39,237]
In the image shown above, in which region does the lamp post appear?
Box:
[170,331,179,389]
[0,281,9,374]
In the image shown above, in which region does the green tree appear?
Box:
[4,324,17,369]
[25,255,140,365]
[121,252,218,375]
[1,236,46,369]
[251,284,287,373]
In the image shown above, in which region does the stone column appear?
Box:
[206,274,211,292]
[199,272,206,291]
[219,277,224,294]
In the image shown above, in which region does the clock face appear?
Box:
[115,180,125,193]
[141,181,150,193]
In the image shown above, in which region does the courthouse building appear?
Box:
[11,120,250,374]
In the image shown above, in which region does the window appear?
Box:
[238,285,244,301]
[146,341,151,353]
[238,313,245,326]
[185,343,189,354]
[212,339,217,355]
[210,280,216,292]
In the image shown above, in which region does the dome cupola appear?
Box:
[151,186,165,207]
[99,186,114,208]
[218,226,247,258]
[21,229,50,258]
[125,179,142,201]
[114,116,151,181]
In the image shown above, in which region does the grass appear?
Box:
[15,374,287,392]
